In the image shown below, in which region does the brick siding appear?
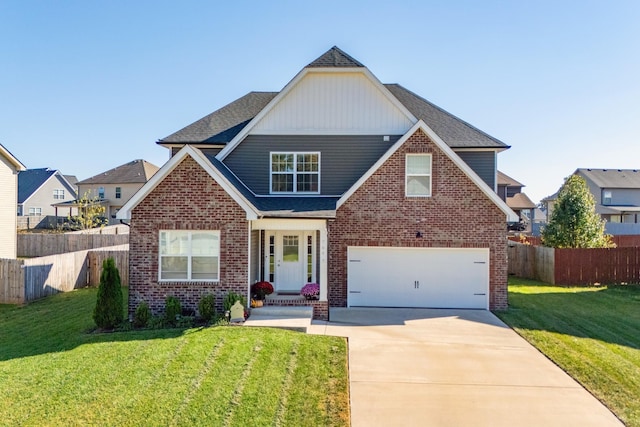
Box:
[128,156,249,318]
[328,129,508,310]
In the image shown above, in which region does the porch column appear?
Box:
[320,223,328,301]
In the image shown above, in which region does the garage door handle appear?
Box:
[473,261,486,264]
[349,291,362,294]
[349,260,361,262]
[474,293,486,296]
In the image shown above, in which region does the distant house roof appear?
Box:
[18,168,77,203]
[507,193,536,210]
[577,168,640,189]
[18,168,56,203]
[77,159,159,185]
[156,47,508,150]
[64,175,78,187]
[497,171,524,187]
[0,143,26,170]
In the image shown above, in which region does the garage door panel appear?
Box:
[347,247,489,309]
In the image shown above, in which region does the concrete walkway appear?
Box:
[309,308,622,427]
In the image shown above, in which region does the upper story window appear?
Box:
[28,207,42,216]
[159,230,220,281]
[406,154,432,197]
[603,190,612,205]
[270,152,320,194]
[115,187,122,199]
[53,189,65,200]
[98,187,105,199]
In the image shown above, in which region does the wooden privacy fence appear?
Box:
[0,245,128,305]
[18,233,129,258]
[508,242,640,285]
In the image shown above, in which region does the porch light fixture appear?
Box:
[416,231,422,238]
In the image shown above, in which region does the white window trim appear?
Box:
[405,153,432,197]
[53,189,65,200]
[158,230,221,282]
[269,152,321,194]
[28,207,42,216]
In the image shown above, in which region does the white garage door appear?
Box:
[347,246,489,309]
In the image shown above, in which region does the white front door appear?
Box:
[265,231,314,294]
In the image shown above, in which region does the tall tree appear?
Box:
[542,175,614,248]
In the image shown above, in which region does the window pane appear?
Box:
[192,256,218,280]
[272,174,293,192]
[407,176,431,196]
[161,256,188,279]
[407,155,430,174]
[160,231,188,255]
[272,154,294,172]
[296,173,318,192]
[297,153,318,172]
[283,236,299,262]
[192,232,219,256]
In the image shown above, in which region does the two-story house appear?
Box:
[76,159,159,224]
[497,171,536,232]
[545,168,640,235]
[0,143,26,258]
[118,47,517,319]
[18,168,78,218]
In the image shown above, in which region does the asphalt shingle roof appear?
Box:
[77,160,159,185]
[18,168,55,203]
[305,46,365,68]
[159,92,277,144]
[578,168,640,189]
[497,171,524,187]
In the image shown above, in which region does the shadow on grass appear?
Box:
[496,280,640,350]
[0,287,196,362]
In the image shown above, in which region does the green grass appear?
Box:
[0,288,349,426]
[496,277,640,426]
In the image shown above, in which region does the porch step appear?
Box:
[244,306,313,333]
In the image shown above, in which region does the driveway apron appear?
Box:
[309,308,622,427]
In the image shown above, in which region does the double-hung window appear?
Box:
[271,152,320,193]
[53,189,65,200]
[159,230,220,281]
[115,187,122,199]
[406,154,432,197]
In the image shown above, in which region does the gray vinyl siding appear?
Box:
[224,135,401,195]
[455,151,496,189]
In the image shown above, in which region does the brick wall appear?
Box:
[128,156,249,317]
[328,129,508,310]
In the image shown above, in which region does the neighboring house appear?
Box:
[497,171,536,232]
[544,168,640,235]
[17,168,78,217]
[0,143,26,258]
[118,46,518,319]
[75,159,159,224]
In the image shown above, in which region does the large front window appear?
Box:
[271,152,320,193]
[159,230,220,281]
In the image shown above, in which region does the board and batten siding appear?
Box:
[224,134,401,195]
[0,155,19,258]
[251,72,413,135]
[455,151,496,190]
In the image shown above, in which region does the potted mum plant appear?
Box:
[251,281,274,301]
[300,283,320,300]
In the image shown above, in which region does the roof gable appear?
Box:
[77,159,159,185]
[18,168,55,203]
[338,120,518,222]
[0,143,26,171]
[305,46,365,68]
[497,171,524,187]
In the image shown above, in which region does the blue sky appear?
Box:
[2,1,638,203]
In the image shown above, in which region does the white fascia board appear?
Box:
[217,67,418,160]
[116,145,258,220]
[337,120,519,222]
[0,144,26,171]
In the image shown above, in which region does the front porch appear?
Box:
[249,218,329,320]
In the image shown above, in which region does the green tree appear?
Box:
[71,191,106,230]
[93,258,124,329]
[541,175,614,248]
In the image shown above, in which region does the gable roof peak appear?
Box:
[305,46,365,68]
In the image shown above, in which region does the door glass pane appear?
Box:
[283,236,299,262]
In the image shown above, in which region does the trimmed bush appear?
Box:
[165,296,182,326]
[198,294,216,322]
[134,301,151,328]
[93,258,124,329]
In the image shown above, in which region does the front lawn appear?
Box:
[0,288,349,426]
[496,277,640,426]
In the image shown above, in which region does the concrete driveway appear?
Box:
[309,308,622,427]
